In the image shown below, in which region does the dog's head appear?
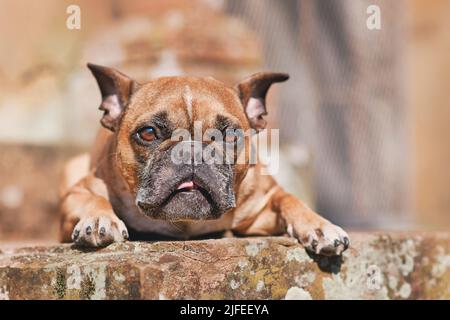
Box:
[88,63,288,221]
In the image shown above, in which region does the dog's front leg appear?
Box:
[60,175,129,247]
[270,189,350,256]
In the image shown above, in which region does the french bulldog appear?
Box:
[59,63,349,256]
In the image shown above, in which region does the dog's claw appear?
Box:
[294,221,349,256]
[72,215,128,248]
[343,237,350,250]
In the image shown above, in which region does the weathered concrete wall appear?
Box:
[0,232,448,300]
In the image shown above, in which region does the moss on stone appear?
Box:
[54,269,66,299]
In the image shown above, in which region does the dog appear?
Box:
[59,63,349,256]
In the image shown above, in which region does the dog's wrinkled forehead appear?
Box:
[88,63,288,133]
[122,77,249,131]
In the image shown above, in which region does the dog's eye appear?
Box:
[137,126,157,142]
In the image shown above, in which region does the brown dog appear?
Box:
[59,63,349,256]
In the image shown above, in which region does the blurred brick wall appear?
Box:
[408,0,450,229]
[0,145,82,241]
[0,0,262,147]
[0,0,265,241]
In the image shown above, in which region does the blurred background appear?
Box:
[0,0,449,243]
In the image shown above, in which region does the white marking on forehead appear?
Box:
[183,85,193,122]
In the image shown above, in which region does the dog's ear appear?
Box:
[235,72,289,130]
[87,63,141,131]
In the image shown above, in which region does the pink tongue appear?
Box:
[177,181,195,190]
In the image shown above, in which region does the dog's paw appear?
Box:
[71,215,129,247]
[290,221,350,256]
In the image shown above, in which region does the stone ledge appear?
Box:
[0,232,449,300]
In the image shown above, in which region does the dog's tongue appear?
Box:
[177,181,195,190]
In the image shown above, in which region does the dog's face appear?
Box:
[119,77,249,221]
[88,64,288,221]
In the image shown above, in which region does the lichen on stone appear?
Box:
[285,286,312,300]
[0,234,448,299]
[54,269,67,299]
